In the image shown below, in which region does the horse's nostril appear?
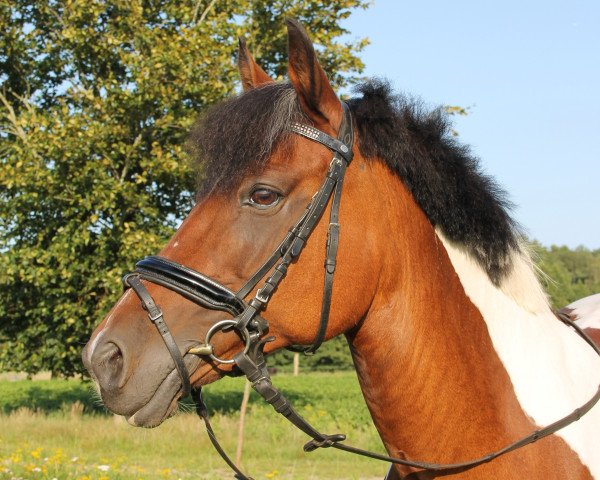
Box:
[96,342,122,367]
[91,341,127,391]
[106,344,122,364]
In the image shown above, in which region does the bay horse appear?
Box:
[83,19,600,479]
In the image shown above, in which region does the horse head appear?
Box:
[83,19,381,428]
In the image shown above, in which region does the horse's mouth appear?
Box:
[125,367,183,427]
[124,353,225,428]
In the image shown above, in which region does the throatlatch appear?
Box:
[123,102,600,480]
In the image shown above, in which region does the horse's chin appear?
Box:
[125,367,182,428]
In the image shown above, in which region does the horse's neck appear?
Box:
[347,214,533,471]
[347,171,600,478]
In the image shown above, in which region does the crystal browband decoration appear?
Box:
[290,122,320,140]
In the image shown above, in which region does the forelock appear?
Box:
[188,83,304,197]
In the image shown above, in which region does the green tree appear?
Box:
[0,0,369,376]
[533,242,600,309]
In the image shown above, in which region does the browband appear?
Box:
[289,122,353,163]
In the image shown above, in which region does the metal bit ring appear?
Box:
[204,319,251,364]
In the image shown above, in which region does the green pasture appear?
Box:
[0,372,388,479]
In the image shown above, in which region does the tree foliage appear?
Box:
[533,243,600,309]
[269,335,353,373]
[0,0,369,376]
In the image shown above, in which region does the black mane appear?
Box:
[348,80,519,283]
[189,80,520,284]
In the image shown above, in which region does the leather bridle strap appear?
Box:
[192,388,252,480]
[310,152,347,353]
[134,256,246,316]
[286,158,348,354]
[220,103,355,355]
[123,274,192,398]
[237,106,353,305]
[287,108,353,354]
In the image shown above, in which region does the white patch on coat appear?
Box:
[86,330,105,366]
[85,290,133,365]
[437,230,600,478]
[566,293,600,330]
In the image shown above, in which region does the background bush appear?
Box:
[0,0,369,377]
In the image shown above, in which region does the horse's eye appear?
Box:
[249,188,280,207]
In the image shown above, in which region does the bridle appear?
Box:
[123,100,353,387]
[123,102,600,479]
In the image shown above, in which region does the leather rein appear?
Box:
[123,102,600,479]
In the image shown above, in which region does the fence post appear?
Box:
[236,379,252,467]
[293,352,300,376]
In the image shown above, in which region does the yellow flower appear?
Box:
[47,448,66,466]
[10,449,23,463]
[265,470,279,478]
[30,448,43,459]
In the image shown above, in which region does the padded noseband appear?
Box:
[133,256,246,317]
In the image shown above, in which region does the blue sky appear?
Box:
[342,0,599,248]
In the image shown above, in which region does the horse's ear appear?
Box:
[238,38,274,91]
[286,18,343,132]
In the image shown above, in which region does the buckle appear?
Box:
[147,308,163,323]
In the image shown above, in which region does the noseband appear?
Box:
[123,102,600,480]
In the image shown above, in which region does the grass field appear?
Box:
[0,372,389,479]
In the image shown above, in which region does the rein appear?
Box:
[123,103,600,479]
